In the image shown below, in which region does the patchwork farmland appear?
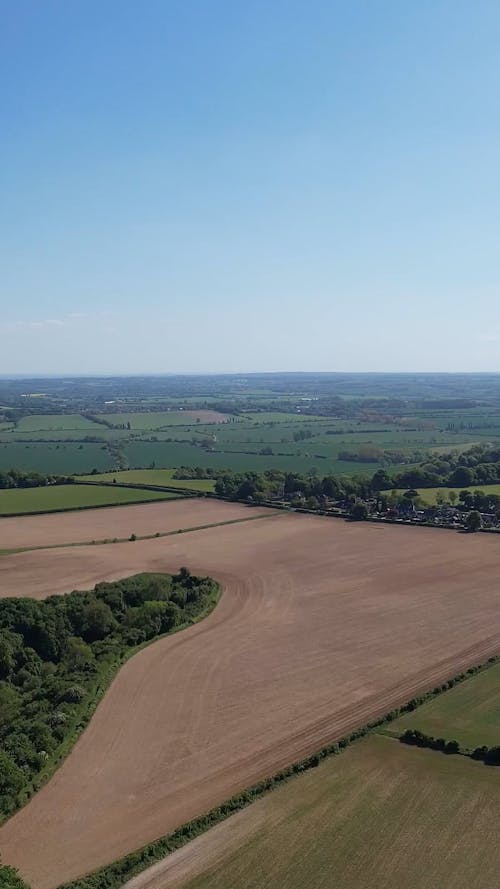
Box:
[3,376,500,889]
[2,512,500,887]
[125,736,500,889]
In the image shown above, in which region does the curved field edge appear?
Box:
[1,579,221,825]
[55,654,500,889]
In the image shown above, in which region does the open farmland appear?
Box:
[0,484,179,517]
[14,414,104,432]
[0,498,263,550]
[97,410,234,428]
[126,735,500,889]
[122,439,391,476]
[3,518,500,887]
[0,441,114,474]
[384,662,500,749]
[2,396,497,478]
[78,469,216,491]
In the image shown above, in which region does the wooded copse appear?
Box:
[0,571,219,820]
[0,470,71,490]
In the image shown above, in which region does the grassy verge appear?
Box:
[56,654,500,889]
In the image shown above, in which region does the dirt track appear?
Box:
[0,498,266,551]
[2,516,500,888]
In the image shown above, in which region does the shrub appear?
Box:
[350,502,368,521]
[0,863,30,888]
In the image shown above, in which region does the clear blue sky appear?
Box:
[1,1,499,375]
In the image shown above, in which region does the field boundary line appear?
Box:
[0,510,283,556]
[55,652,500,889]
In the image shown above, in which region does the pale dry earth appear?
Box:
[2,516,500,887]
[184,410,231,423]
[0,498,265,551]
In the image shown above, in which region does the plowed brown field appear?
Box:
[0,498,268,551]
[2,515,500,889]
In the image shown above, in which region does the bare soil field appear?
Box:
[124,736,500,889]
[2,517,500,887]
[0,498,268,551]
[184,410,232,423]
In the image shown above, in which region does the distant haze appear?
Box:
[1,1,499,374]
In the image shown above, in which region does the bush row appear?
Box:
[400,728,500,765]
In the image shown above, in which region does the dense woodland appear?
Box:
[0,863,29,888]
[0,571,218,820]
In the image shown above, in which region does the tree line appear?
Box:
[0,470,70,490]
[388,444,500,490]
[0,570,218,820]
[400,728,500,764]
[173,445,500,503]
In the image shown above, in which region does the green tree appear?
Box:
[371,469,392,492]
[0,683,20,731]
[0,862,30,889]
[459,489,474,509]
[0,751,25,801]
[80,600,117,643]
[465,510,482,532]
[63,637,95,672]
[448,466,475,487]
[350,502,368,521]
[0,635,16,680]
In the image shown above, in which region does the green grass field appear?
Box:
[95,410,232,429]
[389,484,500,504]
[383,663,500,749]
[0,428,129,442]
[181,735,500,889]
[121,440,388,476]
[0,442,114,474]
[15,414,103,432]
[78,469,216,491]
[0,484,178,515]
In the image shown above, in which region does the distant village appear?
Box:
[266,489,500,533]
